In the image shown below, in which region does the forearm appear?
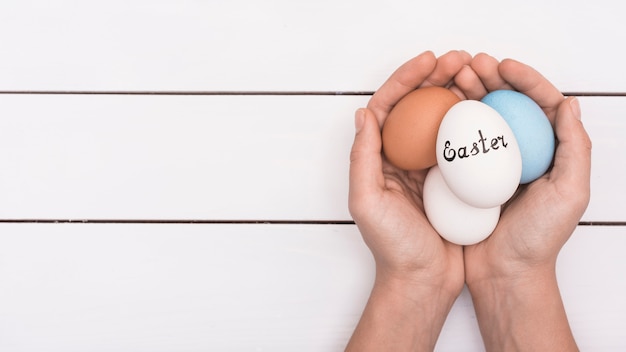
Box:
[468,268,578,351]
[346,272,459,352]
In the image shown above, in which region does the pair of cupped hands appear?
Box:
[348,50,592,307]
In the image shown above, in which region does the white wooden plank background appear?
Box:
[0,0,625,92]
[0,225,624,351]
[0,0,625,350]
[0,95,623,221]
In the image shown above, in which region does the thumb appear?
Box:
[550,97,592,205]
[349,108,384,218]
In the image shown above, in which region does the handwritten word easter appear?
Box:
[442,130,509,162]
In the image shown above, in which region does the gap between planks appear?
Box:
[0,219,623,226]
[0,91,625,97]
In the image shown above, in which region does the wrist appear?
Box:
[376,260,464,305]
[466,260,557,294]
[369,269,461,350]
[467,265,558,309]
[346,267,462,352]
[375,267,461,306]
[375,264,463,328]
[465,239,559,293]
[467,267,578,351]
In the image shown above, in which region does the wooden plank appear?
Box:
[0,95,621,221]
[0,224,623,351]
[558,226,626,351]
[0,94,364,220]
[0,224,374,351]
[581,97,626,221]
[0,0,624,92]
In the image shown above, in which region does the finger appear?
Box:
[421,50,472,88]
[367,51,437,127]
[453,64,488,100]
[499,58,564,121]
[349,108,385,219]
[448,84,468,100]
[549,97,592,205]
[471,52,512,92]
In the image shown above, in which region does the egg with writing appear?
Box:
[424,165,500,245]
[382,87,460,170]
[481,90,555,184]
[436,100,522,208]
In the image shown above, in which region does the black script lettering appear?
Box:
[458,147,468,159]
[442,130,509,163]
[471,142,479,156]
[491,138,499,150]
[443,141,456,162]
[498,135,508,147]
[478,130,489,153]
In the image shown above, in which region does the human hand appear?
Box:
[457,53,591,351]
[458,53,591,287]
[350,50,471,295]
[346,50,472,351]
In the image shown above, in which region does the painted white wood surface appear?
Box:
[0,224,623,351]
[0,94,364,220]
[1,0,624,350]
[0,95,622,221]
[0,0,625,92]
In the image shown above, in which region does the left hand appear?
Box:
[347,50,473,351]
[350,50,472,294]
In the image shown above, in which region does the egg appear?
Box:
[382,87,460,170]
[481,90,555,184]
[423,165,500,245]
[436,100,522,208]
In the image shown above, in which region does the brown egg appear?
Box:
[382,86,461,170]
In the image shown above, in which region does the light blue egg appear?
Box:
[481,90,555,184]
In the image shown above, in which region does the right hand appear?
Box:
[457,54,592,285]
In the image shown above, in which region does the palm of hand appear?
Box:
[378,163,461,275]
[465,140,590,280]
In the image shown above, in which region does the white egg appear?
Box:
[436,100,522,208]
[423,165,500,245]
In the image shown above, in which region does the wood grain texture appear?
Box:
[1,0,623,349]
[0,224,623,351]
[0,95,621,221]
[0,0,624,92]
